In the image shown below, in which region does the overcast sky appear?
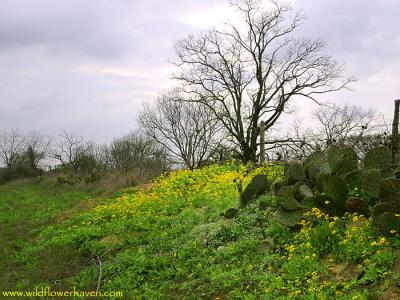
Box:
[0,0,399,143]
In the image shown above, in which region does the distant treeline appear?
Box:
[0,102,392,188]
[0,129,172,187]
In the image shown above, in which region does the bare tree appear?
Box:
[90,143,112,170]
[0,128,26,168]
[174,0,353,162]
[25,131,52,172]
[268,104,387,160]
[313,104,382,149]
[265,122,317,161]
[110,132,167,174]
[53,130,91,173]
[138,89,223,169]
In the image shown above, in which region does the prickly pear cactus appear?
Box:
[394,165,400,179]
[379,178,400,207]
[323,175,349,216]
[344,169,363,191]
[363,146,392,175]
[345,197,371,217]
[298,184,314,200]
[372,178,400,236]
[271,145,400,231]
[286,162,305,184]
[273,181,284,195]
[304,151,325,182]
[372,203,394,219]
[278,186,299,210]
[327,145,358,176]
[240,174,271,207]
[374,212,400,236]
[363,168,382,200]
[224,208,238,219]
[300,195,327,211]
[273,184,305,227]
[273,208,303,227]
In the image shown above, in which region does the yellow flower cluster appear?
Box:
[304,207,330,220]
[86,163,283,224]
[370,237,386,247]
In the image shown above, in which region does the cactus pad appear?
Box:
[298,184,314,200]
[323,175,349,216]
[278,186,300,210]
[240,174,271,207]
[274,208,303,227]
[379,178,400,207]
[372,203,395,219]
[286,162,305,184]
[345,197,371,217]
[363,168,382,200]
[304,151,325,181]
[375,212,400,236]
[224,208,238,219]
[328,145,358,175]
[364,146,392,172]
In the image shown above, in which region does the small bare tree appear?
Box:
[110,132,165,174]
[174,0,353,162]
[313,104,381,149]
[0,128,26,168]
[53,130,91,173]
[268,104,387,160]
[138,89,223,169]
[25,131,52,172]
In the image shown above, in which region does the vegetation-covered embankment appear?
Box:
[0,163,399,299]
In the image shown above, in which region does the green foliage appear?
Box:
[0,180,96,290]
[1,163,399,299]
[358,250,397,285]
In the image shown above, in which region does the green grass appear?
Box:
[0,164,399,299]
[0,179,100,290]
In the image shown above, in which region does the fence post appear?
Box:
[392,100,400,164]
[260,121,265,164]
[187,136,193,169]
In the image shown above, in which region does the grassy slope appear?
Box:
[0,179,100,290]
[0,165,399,299]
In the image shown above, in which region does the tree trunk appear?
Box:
[241,143,257,163]
[392,99,400,164]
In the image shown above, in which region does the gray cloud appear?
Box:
[289,0,400,118]
[0,0,398,143]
